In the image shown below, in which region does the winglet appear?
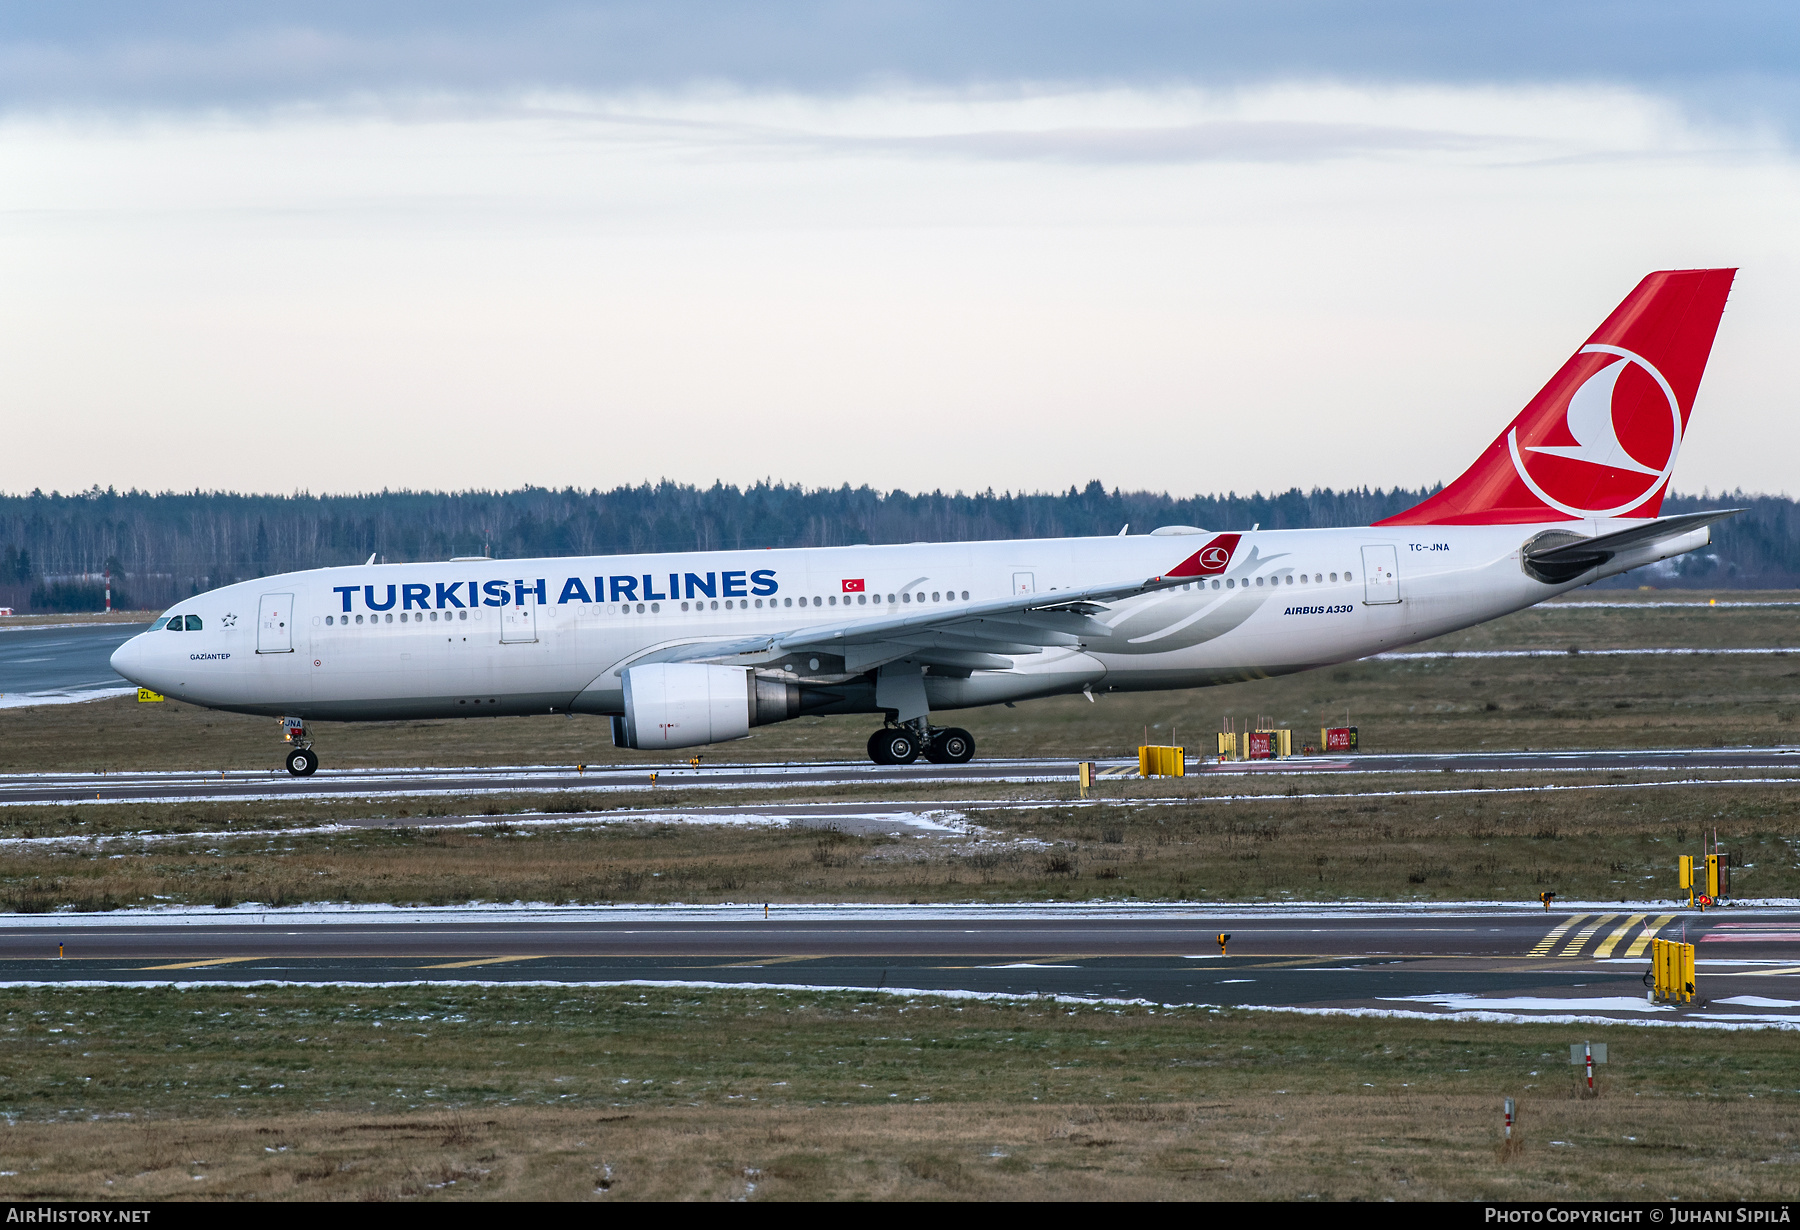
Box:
[1168,533,1242,577]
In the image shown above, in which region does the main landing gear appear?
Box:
[866,723,976,766]
[281,716,319,777]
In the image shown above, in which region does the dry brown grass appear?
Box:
[5,780,1797,910]
[2,985,1795,1201]
[3,1097,1793,1201]
[4,595,1799,775]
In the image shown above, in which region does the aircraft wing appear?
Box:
[616,560,1207,676]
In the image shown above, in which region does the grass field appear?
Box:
[4,779,1798,911]
[2,984,1795,1201]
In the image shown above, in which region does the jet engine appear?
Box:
[613,663,809,751]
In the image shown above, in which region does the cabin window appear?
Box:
[1285,575,1293,585]
[902,592,910,603]
[355,614,364,624]
[755,598,763,608]
[961,590,969,600]
[1345,571,1353,581]
[784,597,792,607]
[650,603,660,613]
[384,613,393,623]
[459,609,467,619]
[931,592,940,601]
[710,600,718,610]
[1225,578,1234,589]
[1255,576,1264,586]
[636,603,645,613]
[326,616,334,626]
[1330,573,1338,582]
[916,592,925,603]
[857,593,866,605]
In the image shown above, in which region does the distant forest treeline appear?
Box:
[1,482,1794,611]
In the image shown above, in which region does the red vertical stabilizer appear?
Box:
[1378,268,1736,526]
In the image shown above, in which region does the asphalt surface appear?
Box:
[4,746,1799,807]
[5,908,1796,1024]
[0,622,145,698]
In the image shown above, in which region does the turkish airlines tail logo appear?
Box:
[1379,268,1735,526]
[1167,533,1241,577]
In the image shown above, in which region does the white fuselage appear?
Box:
[109,520,1702,728]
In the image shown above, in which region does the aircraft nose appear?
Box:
[110,634,145,685]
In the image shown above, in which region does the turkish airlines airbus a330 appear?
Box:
[112,269,1739,775]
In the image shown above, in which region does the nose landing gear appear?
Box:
[281,717,320,777]
[866,723,976,766]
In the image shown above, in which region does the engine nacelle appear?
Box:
[614,663,806,751]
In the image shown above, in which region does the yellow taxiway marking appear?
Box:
[1560,913,1618,957]
[1623,914,1678,959]
[1529,915,1589,957]
[139,956,265,970]
[417,955,546,970]
[719,954,825,968]
[1593,914,1648,959]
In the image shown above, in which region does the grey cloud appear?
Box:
[837,121,1493,165]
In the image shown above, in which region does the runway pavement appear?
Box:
[0,621,145,702]
[4,906,1796,1026]
[5,746,1800,807]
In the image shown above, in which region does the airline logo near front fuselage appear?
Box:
[331,569,781,612]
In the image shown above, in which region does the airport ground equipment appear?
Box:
[1649,938,1696,1004]
[1139,745,1185,777]
[1077,761,1094,797]
[136,688,163,703]
[1322,726,1359,752]
[1678,849,1732,908]
[1539,891,1556,909]
[1249,729,1292,759]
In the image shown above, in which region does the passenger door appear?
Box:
[257,593,295,653]
[1360,545,1400,605]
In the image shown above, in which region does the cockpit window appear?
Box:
[164,616,183,631]
[184,615,202,631]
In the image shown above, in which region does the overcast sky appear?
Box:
[2,3,1795,500]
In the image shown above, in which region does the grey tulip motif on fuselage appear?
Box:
[1102,545,1290,654]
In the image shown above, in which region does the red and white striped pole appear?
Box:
[104,569,112,612]
[1585,1042,1594,1093]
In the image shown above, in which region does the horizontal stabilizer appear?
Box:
[1523,510,1739,583]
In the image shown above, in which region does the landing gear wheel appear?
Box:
[868,729,920,766]
[285,747,319,777]
[925,728,975,764]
